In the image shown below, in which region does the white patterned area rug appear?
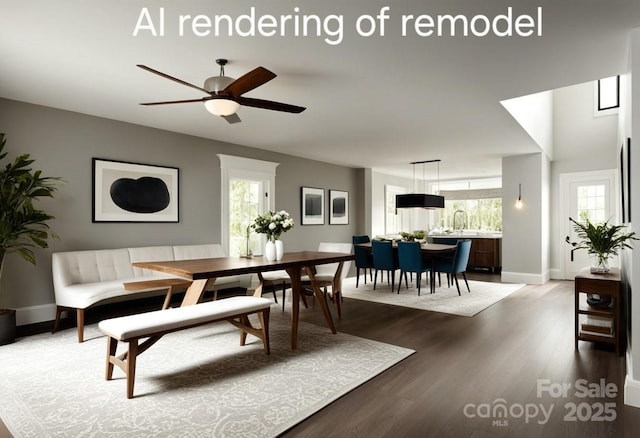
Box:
[0,307,413,437]
[341,276,526,317]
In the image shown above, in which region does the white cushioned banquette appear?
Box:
[52,244,247,342]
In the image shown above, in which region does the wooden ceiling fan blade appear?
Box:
[222,67,276,96]
[237,97,306,113]
[222,113,242,124]
[140,98,206,106]
[137,65,211,95]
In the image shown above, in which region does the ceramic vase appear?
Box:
[265,240,276,261]
[275,240,284,260]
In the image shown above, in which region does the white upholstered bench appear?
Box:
[53,243,249,343]
[98,296,272,398]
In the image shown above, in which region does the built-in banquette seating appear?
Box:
[52,244,247,342]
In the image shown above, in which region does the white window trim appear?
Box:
[384,184,406,234]
[218,154,279,255]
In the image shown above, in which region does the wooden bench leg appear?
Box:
[127,340,138,399]
[239,315,250,347]
[228,308,271,355]
[105,335,162,398]
[258,307,270,355]
[105,336,118,380]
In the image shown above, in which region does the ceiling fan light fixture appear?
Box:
[204,98,240,116]
[137,59,305,123]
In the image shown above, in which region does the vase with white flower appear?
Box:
[251,210,294,260]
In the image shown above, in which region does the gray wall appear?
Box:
[0,98,360,313]
[501,152,551,284]
[549,81,619,278]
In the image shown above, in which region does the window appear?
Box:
[229,180,263,257]
[218,155,278,257]
[595,76,619,115]
[385,185,406,234]
[440,198,503,231]
[576,184,606,224]
[433,178,502,232]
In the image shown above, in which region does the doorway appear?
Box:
[560,169,617,279]
[218,155,278,257]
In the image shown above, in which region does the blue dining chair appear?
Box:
[372,240,399,291]
[352,235,374,287]
[397,241,430,295]
[434,239,472,295]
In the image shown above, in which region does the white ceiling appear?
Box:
[1,1,639,180]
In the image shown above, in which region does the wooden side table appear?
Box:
[574,267,623,355]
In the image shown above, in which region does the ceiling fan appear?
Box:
[137,59,306,124]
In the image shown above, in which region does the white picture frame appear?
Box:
[93,158,179,222]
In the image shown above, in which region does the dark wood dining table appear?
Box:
[132,251,355,350]
[356,241,457,293]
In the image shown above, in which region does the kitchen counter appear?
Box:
[429,232,502,239]
[430,234,502,272]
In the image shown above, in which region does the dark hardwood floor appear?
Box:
[283,272,640,438]
[2,272,639,437]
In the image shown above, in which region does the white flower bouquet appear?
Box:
[251,210,294,241]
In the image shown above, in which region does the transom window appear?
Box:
[594,75,620,117]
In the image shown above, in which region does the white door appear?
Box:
[561,170,617,279]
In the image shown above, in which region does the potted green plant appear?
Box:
[0,133,61,345]
[565,216,637,274]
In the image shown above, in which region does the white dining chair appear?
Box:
[301,242,353,318]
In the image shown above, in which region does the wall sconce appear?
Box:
[515,183,524,209]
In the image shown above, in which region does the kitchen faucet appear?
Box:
[453,210,468,232]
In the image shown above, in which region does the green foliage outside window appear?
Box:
[439,198,502,231]
[229,180,261,256]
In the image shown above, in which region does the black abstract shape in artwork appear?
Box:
[332,197,346,217]
[305,194,322,216]
[110,177,170,213]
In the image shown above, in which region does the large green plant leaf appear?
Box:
[0,133,62,287]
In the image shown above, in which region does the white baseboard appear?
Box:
[549,268,563,280]
[501,270,549,285]
[624,374,640,407]
[15,303,57,326]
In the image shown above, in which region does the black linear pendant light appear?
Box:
[396,160,445,209]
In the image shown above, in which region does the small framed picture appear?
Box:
[301,186,324,225]
[93,158,179,222]
[329,190,349,225]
